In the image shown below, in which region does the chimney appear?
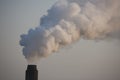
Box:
[26,65,38,80]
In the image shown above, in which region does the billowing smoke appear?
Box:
[20,0,120,63]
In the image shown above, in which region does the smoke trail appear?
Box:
[20,0,120,62]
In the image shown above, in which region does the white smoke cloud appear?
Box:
[20,0,120,62]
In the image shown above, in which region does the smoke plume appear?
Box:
[20,0,120,62]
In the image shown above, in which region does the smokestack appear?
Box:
[26,65,38,80]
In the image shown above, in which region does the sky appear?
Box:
[0,0,120,80]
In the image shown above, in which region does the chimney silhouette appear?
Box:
[26,65,38,80]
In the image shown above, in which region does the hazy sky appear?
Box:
[0,0,120,80]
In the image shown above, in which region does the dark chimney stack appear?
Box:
[26,65,38,80]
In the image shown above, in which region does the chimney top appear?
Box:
[27,65,37,70]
